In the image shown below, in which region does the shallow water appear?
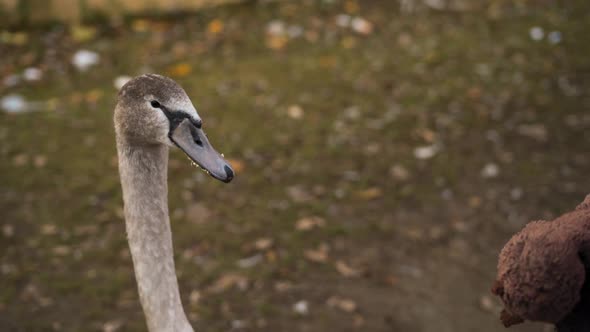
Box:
[1,1,589,331]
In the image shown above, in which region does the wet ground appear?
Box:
[1,1,590,331]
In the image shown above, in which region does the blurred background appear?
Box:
[1,0,589,331]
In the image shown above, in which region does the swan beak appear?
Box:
[170,118,234,183]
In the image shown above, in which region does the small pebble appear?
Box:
[547,31,562,44]
[72,49,100,71]
[237,254,263,268]
[336,14,351,28]
[23,67,42,81]
[1,94,27,113]
[529,26,544,41]
[293,300,309,315]
[414,145,438,160]
[481,163,500,179]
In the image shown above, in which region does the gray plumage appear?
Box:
[115,74,233,332]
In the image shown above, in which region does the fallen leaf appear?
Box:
[41,224,57,235]
[266,36,288,50]
[304,244,329,263]
[254,238,274,251]
[167,63,192,77]
[305,250,328,263]
[416,128,436,142]
[287,104,304,119]
[356,187,382,200]
[206,274,248,293]
[207,19,224,35]
[351,17,373,35]
[326,296,357,312]
[71,25,97,42]
[274,281,293,292]
[390,164,409,181]
[296,216,326,231]
[335,260,362,278]
[132,19,150,32]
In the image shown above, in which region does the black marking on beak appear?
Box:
[158,104,201,135]
[224,165,234,182]
[191,118,202,129]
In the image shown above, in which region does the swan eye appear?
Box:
[150,100,161,108]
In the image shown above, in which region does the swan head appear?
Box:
[115,74,234,183]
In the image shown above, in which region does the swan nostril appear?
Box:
[189,125,203,146]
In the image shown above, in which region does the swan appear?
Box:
[114,74,234,332]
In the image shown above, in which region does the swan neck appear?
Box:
[117,142,193,332]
